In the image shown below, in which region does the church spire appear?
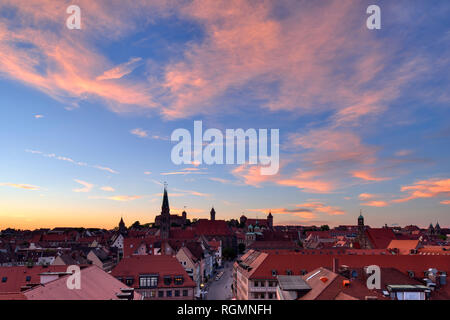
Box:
[161,183,170,214]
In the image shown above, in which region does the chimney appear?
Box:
[333,258,339,273]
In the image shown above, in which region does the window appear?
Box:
[26,276,31,282]
[125,277,134,286]
[271,270,277,276]
[254,281,259,287]
[268,293,274,299]
[175,290,180,297]
[164,276,172,286]
[174,276,184,285]
[183,290,188,297]
[286,269,292,275]
[158,291,164,298]
[1,277,7,283]
[166,290,172,297]
[139,276,158,288]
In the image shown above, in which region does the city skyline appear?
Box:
[1,0,450,230]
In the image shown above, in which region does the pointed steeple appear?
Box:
[161,183,170,215]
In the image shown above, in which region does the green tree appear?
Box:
[320,225,330,231]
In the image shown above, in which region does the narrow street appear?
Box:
[206,261,234,300]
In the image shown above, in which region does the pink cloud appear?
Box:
[361,201,389,207]
[393,178,450,203]
[351,170,390,182]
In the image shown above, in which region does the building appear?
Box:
[111,255,196,300]
[87,248,115,272]
[154,186,187,231]
[233,249,450,300]
[23,266,140,300]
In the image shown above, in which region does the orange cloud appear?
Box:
[441,200,450,205]
[0,183,40,191]
[72,180,94,193]
[352,170,390,182]
[359,193,375,200]
[361,201,389,207]
[393,178,450,203]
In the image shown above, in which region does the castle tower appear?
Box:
[267,212,273,229]
[160,185,170,240]
[210,207,216,221]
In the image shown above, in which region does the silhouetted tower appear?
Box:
[118,217,127,235]
[160,184,170,240]
[210,207,216,221]
[267,212,273,229]
[358,210,364,228]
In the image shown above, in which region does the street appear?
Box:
[206,261,234,300]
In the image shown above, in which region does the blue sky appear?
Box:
[0,0,449,229]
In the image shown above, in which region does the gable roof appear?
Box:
[387,240,420,254]
[365,228,396,249]
[24,266,140,300]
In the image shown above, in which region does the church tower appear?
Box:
[267,212,273,229]
[357,210,368,248]
[210,207,216,221]
[118,217,127,235]
[160,185,170,240]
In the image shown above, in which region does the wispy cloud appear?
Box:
[89,195,143,202]
[361,200,389,207]
[0,182,40,191]
[393,178,450,203]
[130,128,148,138]
[96,57,143,81]
[26,149,119,174]
[100,186,115,192]
[161,168,207,176]
[34,114,44,119]
[72,179,94,193]
[351,170,390,182]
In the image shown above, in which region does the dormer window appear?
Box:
[125,277,134,286]
[139,275,158,288]
[164,276,172,286]
[271,270,277,277]
[286,269,292,275]
[174,276,184,285]
[1,277,7,283]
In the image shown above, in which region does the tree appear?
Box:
[238,243,246,254]
[320,225,330,231]
[131,221,141,229]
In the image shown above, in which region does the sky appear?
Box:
[0,0,449,230]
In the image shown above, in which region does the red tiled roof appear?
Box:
[239,250,450,280]
[111,255,196,289]
[365,228,396,249]
[194,220,232,237]
[24,266,141,300]
[387,240,420,254]
[0,265,69,293]
[0,292,27,300]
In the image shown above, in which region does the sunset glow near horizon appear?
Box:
[1,0,449,230]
